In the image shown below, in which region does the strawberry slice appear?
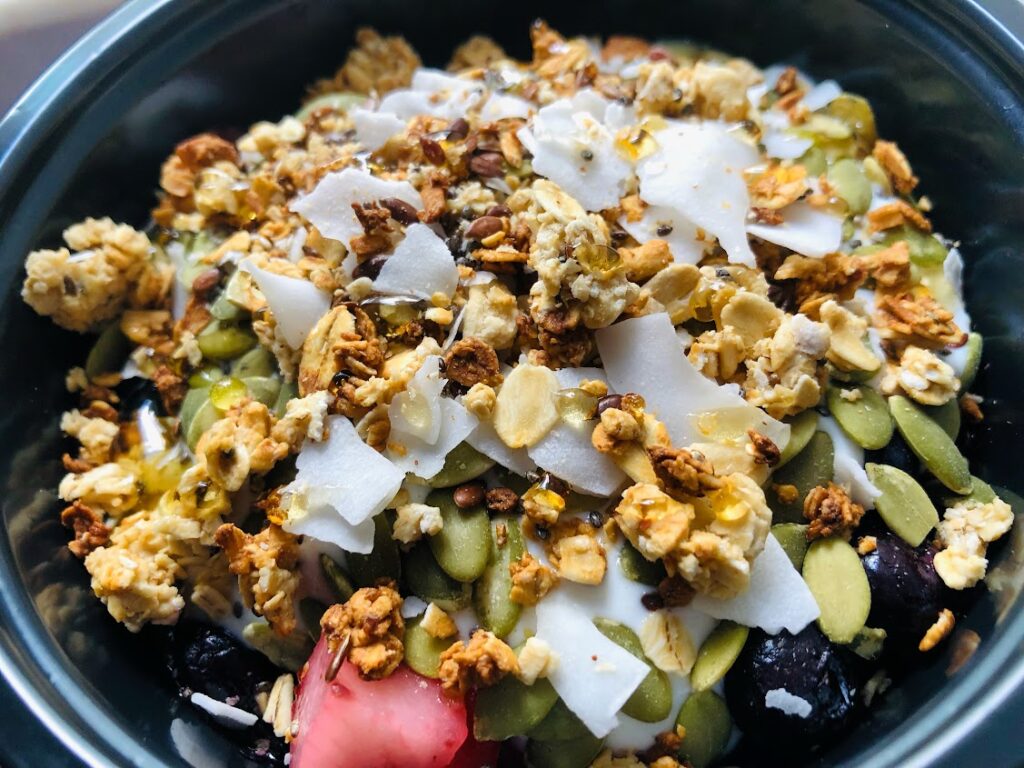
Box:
[447,733,501,768]
[291,637,469,768]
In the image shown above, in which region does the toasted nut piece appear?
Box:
[919,608,955,652]
[492,363,559,448]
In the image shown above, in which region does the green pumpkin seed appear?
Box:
[771,523,810,569]
[185,398,220,451]
[593,618,672,723]
[243,376,282,408]
[960,332,983,391]
[799,145,828,176]
[943,475,997,509]
[197,321,258,361]
[881,226,948,266]
[474,676,559,741]
[401,542,472,611]
[618,539,668,586]
[802,538,871,644]
[769,431,834,523]
[85,323,131,379]
[925,399,961,440]
[403,613,454,679]
[827,362,876,385]
[527,699,593,742]
[294,91,367,121]
[526,733,605,768]
[675,690,732,768]
[274,380,298,417]
[866,463,939,546]
[231,347,277,378]
[298,597,327,641]
[827,158,872,214]
[827,385,893,450]
[318,553,354,602]
[347,512,401,587]
[209,290,244,321]
[243,622,312,672]
[426,442,495,488]
[187,365,225,389]
[849,626,887,660]
[474,518,524,638]
[427,489,491,583]
[778,411,820,469]
[690,621,749,692]
[889,395,972,494]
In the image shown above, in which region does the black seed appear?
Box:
[655,224,674,236]
[352,253,388,281]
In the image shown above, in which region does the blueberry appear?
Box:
[724,626,858,756]
[860,532,944,640]
[864,430,918,477]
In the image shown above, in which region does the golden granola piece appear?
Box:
[58,462,139,518]
[546,517,607,585]
[719,291,785,348]
[443,337,503,387]
[60,409,119,466]
[820,299,881,373]
[22,218,170,332]
[615,484,695,561]
[876,291,969,349]
[746,429,781,466]
[591,407,644,454]
[774,252,866,314]
[61,501,111,558]
[872,140,919,195]
[516,636,559,685]
[438,629,519,696]
[330,28,420,95]
[919,608,955,652]
[421,602,458,639]
[320,582,405,680]
[748,164,808,210]
[687,328,746,381]
[215,523,300,637]
[392,502,443,544]
[197,400,289,492]
[271,391,333,452]
[934,498,1014,590]
[891,346,960,406]
[690,60,756,121]
[448,35,507,70]
[857,241,911,289]
[299,305,385,416]
[462,383,497,418]
[648,446,724,498]
[803,483,865,540]
[619,239,672,282]
[509,553,559,606]
[461,282,519,350]
[866,200,931,235]
[744,313,830,418]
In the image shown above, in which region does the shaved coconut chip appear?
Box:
[818,416,880,508]
[283,492,376,554]
[527,367,627,497]
[747,202,843,259]
[517,90,635,211]
[290,167,420,249]
[287,226,307,263]
[240,261,330,348]
[389,356,444,444]
[286,416,404,526]
[379,69,486,120]
[595,314,789,451]
[691,534,819,634]
[619,204,706,265]
[351,107,406,150]
[638,121,759,266]
[466,420,535,476]
[763,130,814,160]
[765,688,813,718]
[480,93,533,121]
[401,596,429,619]
[190,693,258,729]
[535,593,650,737]
[387,394,479,480]
[803,80,842,112]
[374,223,459,300]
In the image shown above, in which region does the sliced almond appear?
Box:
[492,363,559,448]
[639,610,697,675]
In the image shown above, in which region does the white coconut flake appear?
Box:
[691,534,820,634]
[765,688,813,718]
[480,93,533,121]
[240,261,331,349]
[190,693,258,729]
[747,201,843,259]
[535,593,650,737]
[378,69,486,120]
[638,121,759,266]
[400,596,429,619]
[595,314,790,451]
[387,380,479,480]
[373,223,459,300]
[802,79,843,112]
[527,367,627,497]
[287,226,307,263]
[290,167,420,249]
[351,107,406,150]
[388,356,445,444]
[619,204,706,265]
[287,416,404,527]
[517,90,635,212]
[466,420,535,476]
[763,130,814,160]
[819,416,881,509]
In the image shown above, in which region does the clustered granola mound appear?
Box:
[24,20,1014,768]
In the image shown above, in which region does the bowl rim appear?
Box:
[1,1,1024,766]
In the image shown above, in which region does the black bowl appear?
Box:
[1,1,1023,765]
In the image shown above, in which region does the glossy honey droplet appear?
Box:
[555,388,598,427]
[614,124,660,162]
[399,385,434,435]
[574,242,623,279]
[209,376,248,411]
